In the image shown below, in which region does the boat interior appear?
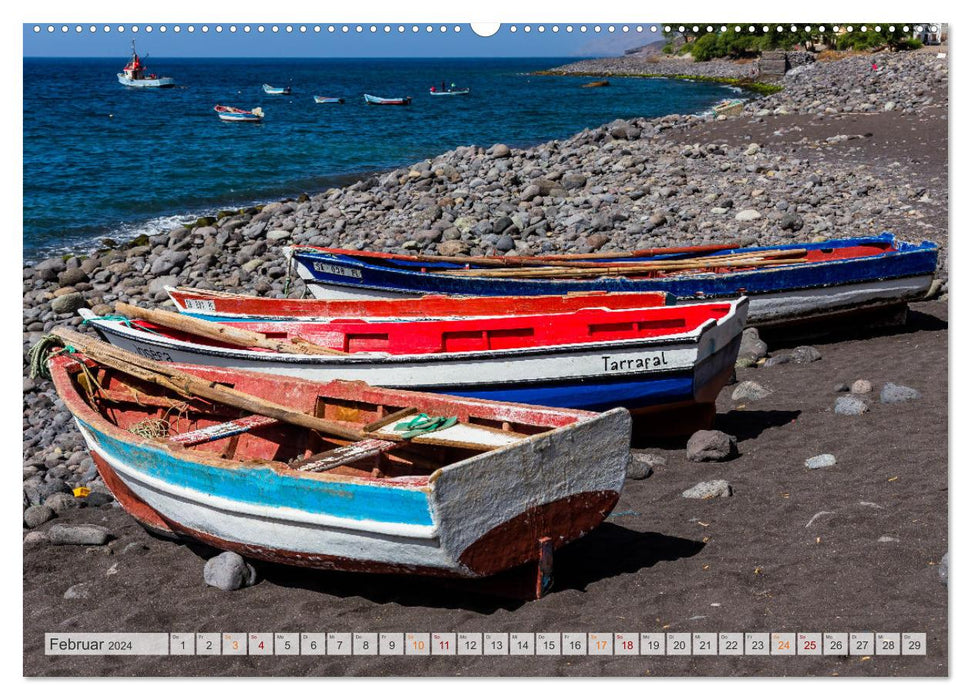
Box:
[63,359,562,484]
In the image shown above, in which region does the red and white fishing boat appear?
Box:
[166,286,672,322]
[117,41,175,88]
[80,296,748,434]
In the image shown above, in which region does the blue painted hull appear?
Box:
[290,234,938,325]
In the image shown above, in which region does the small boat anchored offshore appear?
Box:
[364,94,412,105]
[117,42,175,88]
[429,86,471,96]
[314,96,345,104]
[214,105,264,123]
[263,84,292,95]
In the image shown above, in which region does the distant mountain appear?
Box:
[573,34,667,57]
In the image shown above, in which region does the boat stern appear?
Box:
[427,408,631,579]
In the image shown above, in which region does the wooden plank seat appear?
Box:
[171,415,280,447]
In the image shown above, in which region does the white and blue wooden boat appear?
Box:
[116,41,175,88]
[314,96,345,104]
[364,94,412,106]
[47,343,631,596]
[214,105,264,123]
[79,297,747,433]
[262,84,291,95]
[286,234,938,328]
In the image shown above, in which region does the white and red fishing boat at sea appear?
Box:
[117,41,175,88]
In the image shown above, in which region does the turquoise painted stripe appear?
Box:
[81,420,434,527]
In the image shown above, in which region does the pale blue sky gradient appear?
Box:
[23,23,663,58]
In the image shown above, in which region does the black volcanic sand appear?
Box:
[23,300,948,677]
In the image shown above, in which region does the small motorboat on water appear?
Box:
[581,80,610,88]
[117,41,175,88]
[364,94,412,105]
[429,86,470,96]
[314,96,345,104]
[214,105,264,123]
[263,84,291,95]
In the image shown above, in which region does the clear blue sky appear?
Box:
[22,23,663,58]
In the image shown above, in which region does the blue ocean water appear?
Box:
[23,56,740,261]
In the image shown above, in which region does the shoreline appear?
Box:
[533,69,783,96]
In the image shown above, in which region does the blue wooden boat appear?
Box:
[263,84,291,95]
[286,233,938,328]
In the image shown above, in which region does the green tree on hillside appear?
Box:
[661,24,923,61]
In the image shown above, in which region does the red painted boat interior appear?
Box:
[171,290,670,318]
[135,304,734,355]
[52,356,582,483]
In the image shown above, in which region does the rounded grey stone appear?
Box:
[880,382,921,404]
[834,396,868,416]
[23,504,56,528]
[48,523,111,546]
[203,552,258,591]
[732,380,772,402]
[686,430,738,462]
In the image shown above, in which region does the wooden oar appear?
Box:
[114,302,347,356]
[51,327,383,443]
[330,242,746,268]
[435,251,809,279]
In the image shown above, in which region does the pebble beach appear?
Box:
[22,47,949,676]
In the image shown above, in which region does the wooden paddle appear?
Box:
[329,241,747,268]
[114,302,347,355]
[51,327,382,443]
[435,250,808,279]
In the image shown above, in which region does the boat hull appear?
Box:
[68,400,630,579]
[287,234,938,327]
[117,74,175,88]
[83,298,747,429]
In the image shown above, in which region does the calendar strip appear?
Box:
[45,632,928,656]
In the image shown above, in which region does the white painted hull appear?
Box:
[77,407,631,577]
[117,74,175,88]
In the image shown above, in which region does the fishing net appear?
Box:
[128,418,171,439]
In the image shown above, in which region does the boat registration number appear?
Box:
[312,262,363,279]
[183,299,217,311]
